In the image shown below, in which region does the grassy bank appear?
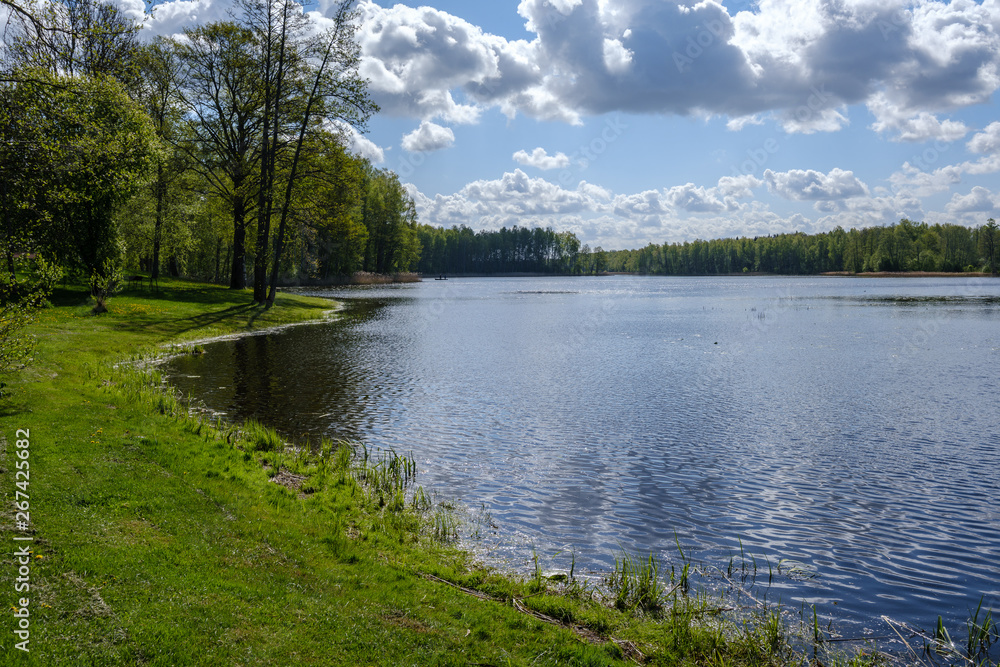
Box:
[0,278,956,666]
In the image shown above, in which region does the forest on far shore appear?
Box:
[599,218,999,277]
[415,218,999,277]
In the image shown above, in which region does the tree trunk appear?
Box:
[152,162,165,279]
[253,211,270,300]
[214,236,222,283]
[254,0,292,303]
[230,196,247,290]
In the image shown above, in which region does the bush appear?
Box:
[0,257,61,394]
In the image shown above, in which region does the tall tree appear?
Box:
[295,140,367,279]
[361,167,419,275]
[174,22,265,289]
[241,0,308,302]
[133,38,185,279]
[265,0,377,305]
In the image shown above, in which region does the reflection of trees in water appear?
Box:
[169,299,387,446]
[228,334,274,425]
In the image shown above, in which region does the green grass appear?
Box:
[0,277,971,666]
[607,549,665,614]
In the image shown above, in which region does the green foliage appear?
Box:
[280,138,370,280]
[0,299,36,383]
[126,37,191,280]
[4,0,141,83]
[0,70,163,277]
[0,255,61,391]
[981,219,999,275]
[416,224,583,275]
[361,166,421,274]
[89,256,125,313]
[602,219,994,275]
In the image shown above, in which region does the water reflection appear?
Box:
[170,299,398,442]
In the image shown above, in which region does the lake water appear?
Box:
[165,276,1000,643]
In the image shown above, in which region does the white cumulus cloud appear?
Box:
[946,186,1000,214]
[764,168,869,201]
[513,148,571,170]
[457,169,609,216]
[355,2,514,123]
[143,0,232,36]
[665,183,727,214]
[602,38,633,74]
[716,175,764,199]
[401,122,455,153]
[890,154,1000,197]
[867,93,969,143]
[968,122,1000,155]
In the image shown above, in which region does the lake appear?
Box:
[165,275,1000,643]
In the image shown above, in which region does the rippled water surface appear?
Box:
[166,276,1000,638]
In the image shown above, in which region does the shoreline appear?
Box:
[150,302,344,366]
[428,271,997,278]
[821,270,994,278]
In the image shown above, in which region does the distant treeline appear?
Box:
[415,225,585,275]
[602,219,999,276]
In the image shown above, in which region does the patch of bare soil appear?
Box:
[269,468,309,495]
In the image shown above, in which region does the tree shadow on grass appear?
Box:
[50,279,239,308]
[49,285,91,307]
[120,280,244,305]
[133,303,262,338]
[52,278,320,339]
[0,394,30,419]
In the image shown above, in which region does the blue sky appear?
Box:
[141,0,1000,249]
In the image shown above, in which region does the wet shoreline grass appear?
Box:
[1,277,993,665]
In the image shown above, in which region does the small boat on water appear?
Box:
[434,275,448,280]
